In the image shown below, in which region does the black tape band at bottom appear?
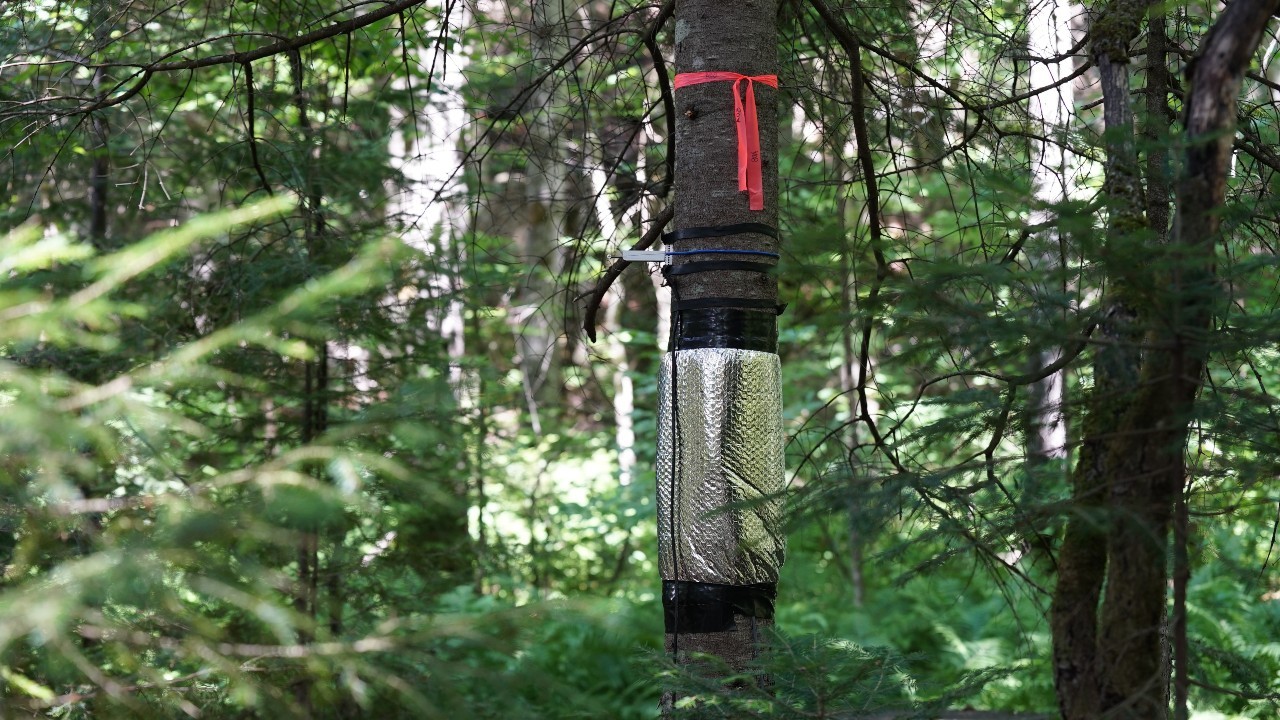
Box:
[663,581,777,634]
[676,307,777,352]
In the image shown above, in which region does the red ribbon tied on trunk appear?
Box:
[673,71,778,211]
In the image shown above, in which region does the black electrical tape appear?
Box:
[663,222,778,244]
[676,307,777,352]
[665,260,776,277]
[675,297,784,314]
[663,581,777,634]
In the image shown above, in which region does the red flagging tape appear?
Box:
[673,72,778,212]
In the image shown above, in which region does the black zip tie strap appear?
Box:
[663,222,778,244]
[665,260,776,277]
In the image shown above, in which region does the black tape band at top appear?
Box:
[676,296,784,314]
[663,581,777,634]
[665,260,776,277]
[663,222,778,244]
[676,307,776,352]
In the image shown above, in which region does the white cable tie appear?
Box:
[622,250,668,263]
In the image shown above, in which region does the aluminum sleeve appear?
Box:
[656,348,785,585]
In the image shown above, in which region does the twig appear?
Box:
[805,0,898,469]
[54,0,430,116]
[1189,677,1280,701]
[242,61,273,196]
[580,205,673,342]
[641,1,676,197]
[642,34,675,199]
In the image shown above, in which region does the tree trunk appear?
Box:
[385,2,475,584]
[515,0,580,433]
[1051,2,1279,717]
[1105,2,1279,717]
[1049,3,1145,717]
[291,63,328,714]
[1022,0,1074,466]
[659,0,784,695]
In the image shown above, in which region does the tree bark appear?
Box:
[661,0,782,692]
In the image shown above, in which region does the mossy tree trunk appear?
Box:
[1050,2,1279,718]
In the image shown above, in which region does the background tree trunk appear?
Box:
[1023,0,1075,467]
[515,0,580,433]
[1049,3,1145,717]
[1052,2,1279,717]
[88,0,112,250]
[385,3,475,584]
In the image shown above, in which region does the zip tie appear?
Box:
[619,249,779,263]
[664,260,776,276]
[663,222,778,244]
[674,72,778,211]
[666,249,779,258]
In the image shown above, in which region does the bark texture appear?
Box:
[672,0,779,306]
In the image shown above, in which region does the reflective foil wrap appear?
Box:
[657,348,785,585]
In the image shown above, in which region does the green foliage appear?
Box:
[2,0,1280,718]
[659,629,1017,719]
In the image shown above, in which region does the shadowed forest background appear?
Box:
[1,0,1279,717]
